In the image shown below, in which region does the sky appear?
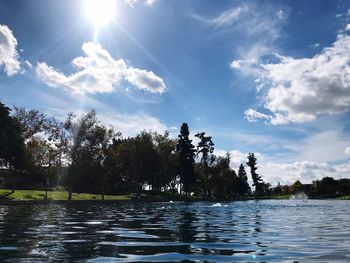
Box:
[1,0,350,185]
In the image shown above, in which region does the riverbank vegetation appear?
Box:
[1,100,350,201]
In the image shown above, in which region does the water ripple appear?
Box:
[0,200,349,262]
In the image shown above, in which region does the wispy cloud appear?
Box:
[194,3,288,81]
[193,6,247,27]
[37,91,168,136]
[0,25,21,76]
[36,42,166,94]
[212,125,350,166]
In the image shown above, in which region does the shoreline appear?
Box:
[1,189,349,205]
[1,196,349,206]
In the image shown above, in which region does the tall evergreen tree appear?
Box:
[195,132,214,164]
[237,163,250,196]
[195,132,214,197]
[246,153,263,197]
[176,123,195,196]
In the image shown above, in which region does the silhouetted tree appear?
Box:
[246,153,263,197]
[12,101,350,201]
[337,178,350,195]
[207,153,238,199]
[176,123,196,196]
[195,132,214,164]
[317,177,337,197]
[237,163,251,196]
[0,101,25,191]
[195,132,214,197]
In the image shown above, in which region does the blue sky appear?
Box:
[1,0,350,185]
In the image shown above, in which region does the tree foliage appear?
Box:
[176,123,196,195]
[246,153,264,197]
[10,101,350,200]
[237,163,251,196]
[0,102,25,170]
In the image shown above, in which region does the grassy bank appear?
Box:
[0,189,205,202]
[0,189,287,202]
[2,189,349,203]
[0,189,132,201]
[337,195,350,200]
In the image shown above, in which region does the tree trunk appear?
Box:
[101,183,105,200]
[68,179,72,200]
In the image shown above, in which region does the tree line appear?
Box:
[282,177,350,198]
[0,100,274,200]
[2,100,348,200]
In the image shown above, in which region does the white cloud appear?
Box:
[229,150,252,168]
[346,24,350,31]
[216,127,350,164]
[226,4,288,76]
[124,0,157,7]
[294,130,350,163]
[244,108,270,122]
[277,10,285,19]
[233,26,350,125]
[0,24,21,76]
[217,148,350,185]
[345,147,350,155]
[261,161,338,185]
[215,148,260,170]
[23,60,33,69]
[126,67,166,94]
[36,42,166,94]
[310,43,320,48]
[145,0,157,6]
[98,110,167,136]
[124,0,138,8]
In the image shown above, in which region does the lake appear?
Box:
[0,200,349,262]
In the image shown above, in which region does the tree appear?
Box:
[14,106,47,141]
[63,111,110,199]
[152,131,177,192]
[115,131,158,196]
[246,153,263,197]
[317,177,337,196]
[176,123,196,196]
[214,153,236,198]
[195,132,214,197]
[0,101,25,191]
[289,180,304,194]
[195,132,214,165]
[237,163,251,196]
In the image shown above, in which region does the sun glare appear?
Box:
[84,0,115,27]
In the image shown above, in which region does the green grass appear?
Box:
[337,195,350,200]
[271,194,291,199]
[0,189,132,201]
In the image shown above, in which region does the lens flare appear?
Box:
[84,0,115,27]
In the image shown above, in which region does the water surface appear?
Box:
[0,200,349,262]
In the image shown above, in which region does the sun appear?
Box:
[84,0,115,27]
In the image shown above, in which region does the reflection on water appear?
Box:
[0,200,350,262]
